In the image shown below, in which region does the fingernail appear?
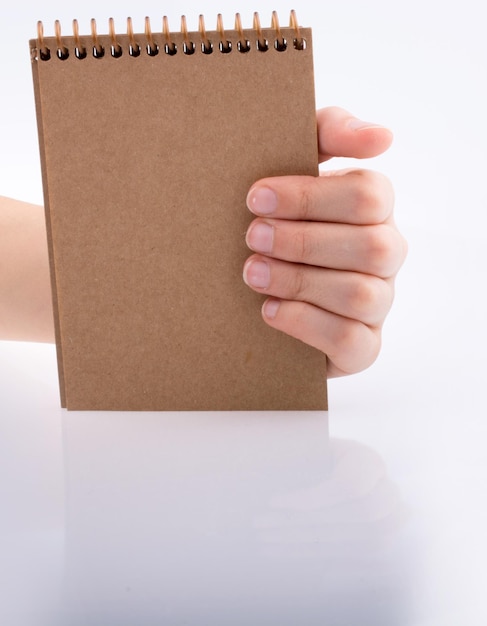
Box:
[262,299,280,320]
[246,186,278,215]
[246,222,274,254]
[347,118,386,131]
[243,259,270,289]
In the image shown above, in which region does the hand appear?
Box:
[0,196,53,343]
[243,107,407,378]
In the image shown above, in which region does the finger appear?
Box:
[260,298,381,377]
[316,106,393,162]
[245,219,406,279]
[243,255,393,327]
[246,169,395,224]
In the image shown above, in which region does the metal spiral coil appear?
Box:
[35,11,307,61]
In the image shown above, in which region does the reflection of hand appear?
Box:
[244,107,408,377]
[253,438,414,624]
[254,438,406,544]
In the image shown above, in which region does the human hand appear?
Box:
[243,107,407,378]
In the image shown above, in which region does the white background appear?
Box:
[1,0,486,375]
[1,1,486,624]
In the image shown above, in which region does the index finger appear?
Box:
[246,169,395,225]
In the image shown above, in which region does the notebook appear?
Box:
[29,11,328,411]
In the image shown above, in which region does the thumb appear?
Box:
[317,106,393,162]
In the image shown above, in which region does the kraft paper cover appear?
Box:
[30,20,328,410]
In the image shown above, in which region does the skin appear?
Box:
[0,195,53,343]
[0,107,407,377]
[243,106,407,378]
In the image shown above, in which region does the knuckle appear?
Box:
[349,277,379,315]
[351,170,394,223]
[299,185,311,219]
[348,276,392,323]
[332,320,365,358]
[297,181,315,219]
[289,265,309,300]
[333,323,382,374]
[292,225,315,261]
[364,225,402,277]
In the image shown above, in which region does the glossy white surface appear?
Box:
[1,335,486,625]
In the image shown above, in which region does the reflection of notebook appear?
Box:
[29,12,328,410]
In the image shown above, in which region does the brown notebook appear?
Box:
[29,12,328,411]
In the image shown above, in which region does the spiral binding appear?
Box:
[34,11,307,61]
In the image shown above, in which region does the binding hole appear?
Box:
[165,43,177,55]
[93,45,105,58]
[111,45,123,58]
[75,46,87,59]
[183,41,195,55]
[56,47,69,60]
[257,39,269,52]
[219,40,232,53]
[39,48,51,61]
[293,37,306,50]
[147,43,159,56]
[274,38,287,52]
[237,40,251,53]
[129,44,141,57]
[201,41,213,54]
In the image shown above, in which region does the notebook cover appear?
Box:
[29,21,328,410]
